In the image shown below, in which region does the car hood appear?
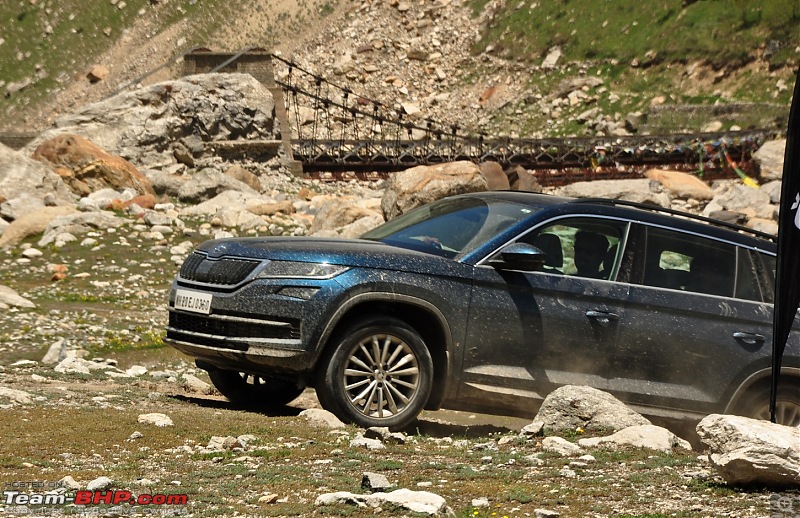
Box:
[194,236,472,277]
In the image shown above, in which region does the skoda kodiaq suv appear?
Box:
[166,191,800,429]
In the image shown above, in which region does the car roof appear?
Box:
[456,190,777,252]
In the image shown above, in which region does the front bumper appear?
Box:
[165,269,347,375]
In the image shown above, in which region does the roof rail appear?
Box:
[571,197,777,242]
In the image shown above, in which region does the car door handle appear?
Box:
[586,310,619,325]
[733,332,765,345]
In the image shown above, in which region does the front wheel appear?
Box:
[732,382,800,426]
[317,317,433,429]
[207,369,304,409]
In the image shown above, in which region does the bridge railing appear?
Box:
[269,53,779,182]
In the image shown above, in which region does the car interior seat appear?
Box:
[532,233,563,272]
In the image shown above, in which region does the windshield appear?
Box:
[361,197,537,258]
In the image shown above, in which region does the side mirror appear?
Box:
[491,242,547,272]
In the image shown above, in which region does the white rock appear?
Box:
[697,414,800,487]
[137,413,174,427]
[0,285,36,309]
[578,424,691,452]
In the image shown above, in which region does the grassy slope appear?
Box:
[472,0,800,67]
[0,0,234,117]
[467,0,800,135]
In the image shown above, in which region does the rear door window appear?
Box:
[629,225,762,301]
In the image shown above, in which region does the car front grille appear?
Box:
[179,253,261,286]
[167,311,301,344]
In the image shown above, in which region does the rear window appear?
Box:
[635,226,762,301]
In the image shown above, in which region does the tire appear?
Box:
[207,369,304,408]
[317,317,434,429]
[733,382,800,426]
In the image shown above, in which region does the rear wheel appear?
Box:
[733,382,800,426]
[207,369,304,408]
[317,317,433,429]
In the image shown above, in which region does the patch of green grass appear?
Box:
[469,0,800,68]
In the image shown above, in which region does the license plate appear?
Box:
[174,289,213,314]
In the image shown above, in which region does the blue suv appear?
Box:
[166,191,799,429]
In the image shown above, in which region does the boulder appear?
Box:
[556,179,671,207]
[25,73,279,170]
[644,169,714,201]
[179,190,269,218]
[711,184,774,217]
[32,134,155,197]
[0,193,46,221]
[0,143,75,206]
[478,161,510,191]
[0,205,78,248]
[310,196,384,235]
[144,169,190,198]
[753,139,786,182]
[38,211,127,247]
[523,385,650,435]
[299,408,346,429]
[0,285,36,309]
[247,200,295,217]
[696,414,800,487]
[506,165,543,192]
[315,489,451,515]
[224,164,262,192]
[541,436,583,456]
[577,424,691,452]
[177,167,258,204]
[381,161,488,220]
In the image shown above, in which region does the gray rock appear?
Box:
[761,180,782,204]
[136,413,174,427]
[557,179,671,208]
[1,193,46,221]
[0,285,36,309]
[59,476,81,490]
[38,210,126,247]
[86,476,113,491]
[542,46,562,68]
[754,139,786,181]
[362,471,392,492]
[41,338,67,364]
[177,167,258,204]
[577,424,691,452]
[315,488,452,515]
[365,426,407,444]
[525,385,650,435]
[0,205,78,249]
[0,387,33,405]
[381,161,487,220]
[299,408,346,429]
[350,434,386,450]
[180,373,213,394]
[542,436,583,456]
[0,143,75,206]
[711,184,773,215]
[179,190,268,218]
[696,414,800,487]
[25,74,279,171]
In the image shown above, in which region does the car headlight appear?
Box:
[256,260,350,279]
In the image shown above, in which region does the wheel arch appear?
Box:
[723,366,800,414]
[311,292,453,410]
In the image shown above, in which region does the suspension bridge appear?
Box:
[3,48,782,186]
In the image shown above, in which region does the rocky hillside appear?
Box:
[2,0,798,138]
